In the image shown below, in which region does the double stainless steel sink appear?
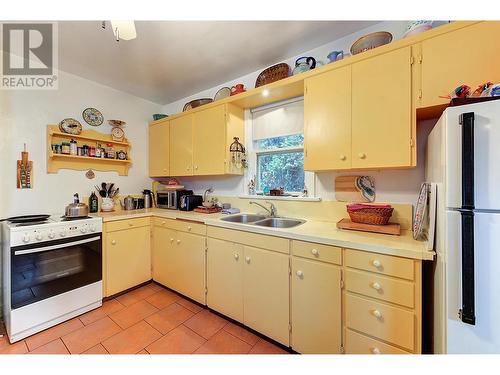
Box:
[220,213,305,228]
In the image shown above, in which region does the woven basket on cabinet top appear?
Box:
[255,63,290,88]
[347,206,394,225]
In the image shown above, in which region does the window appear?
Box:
[250,98,313,196]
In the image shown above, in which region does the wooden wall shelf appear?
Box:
[47,125,132,176]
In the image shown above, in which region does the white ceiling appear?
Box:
[57,21,378,104]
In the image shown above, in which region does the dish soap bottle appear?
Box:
[89,192,99,213]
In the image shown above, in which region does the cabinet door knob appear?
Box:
[162,221,166,225]
[339,154,346,161]
[372,309,382,319]
[234,253,239,260]
[194,166,198,170]
[372,260,381,268]
[187,226,192,231]
[358,152,366,159]
[311,248,319,256]
[296,270,304,278]
[245,256,251,264]
[371,282,382,291]
[370,347,381,354]
[170,238,174,243]
[176,239,181,245]
[128,222,133,227]
[111,240,116,245]
[163,168,167,172]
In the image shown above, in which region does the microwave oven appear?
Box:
[156,189,193,210]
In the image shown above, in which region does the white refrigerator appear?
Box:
[426,100,500,353]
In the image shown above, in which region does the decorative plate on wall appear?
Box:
[82,107,104,126]
[59,118,82,135]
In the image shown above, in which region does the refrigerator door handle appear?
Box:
[459,111,476,325]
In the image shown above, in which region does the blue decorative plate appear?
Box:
[82,107,104,126]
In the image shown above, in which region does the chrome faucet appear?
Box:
[249,201,277,217]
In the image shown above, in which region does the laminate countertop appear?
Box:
[94,208,434,261]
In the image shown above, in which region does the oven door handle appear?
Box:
[14,236,101,256]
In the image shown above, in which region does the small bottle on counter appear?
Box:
[89,192,99,213]
[61,141,70,154]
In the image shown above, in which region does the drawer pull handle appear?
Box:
[176,239,181,245]
[234,253,239,260]
[162,221,166,225]
[111,240,116,245]
[245,256,251,264]
[358,152,366,159]
[170,238,174,243]
[371,282,382,291]
[372,260,381,268]
[311,248,319,256]
[187,226,192,231]
[370,347,381,354]
[296,270,304,278]
[339,154,346,161]
[371,309,382,319]
[128,223,133,227]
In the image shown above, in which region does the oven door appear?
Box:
[10,233,102,309]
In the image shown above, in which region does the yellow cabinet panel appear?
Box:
[304,66,352,170]
[105,226,151,297]
[151,225,176,288]
[169,114,193,176]
[193,105,226,175]
[352,47,412,168]
[207,238,244,322]
[291,257,341,353]
[149,121,170,177]
[173,231,206,304]
[243,246,290,346]
[421,22,500,108]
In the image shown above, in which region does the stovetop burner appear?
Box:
[60,216,92,221]
[14,220,50,227]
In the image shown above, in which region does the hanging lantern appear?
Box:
[229,137,247,169]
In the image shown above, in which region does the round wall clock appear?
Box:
[82,108,104,126]
[111,126,125,141]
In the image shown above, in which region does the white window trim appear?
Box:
[243,98,317,199]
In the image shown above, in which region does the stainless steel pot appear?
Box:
[65,193,89,218]
[122,195,135,210]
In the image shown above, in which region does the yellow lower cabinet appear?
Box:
[291,257,342,353]
[172,230,206,304]
[105,224,151,297]
[207,238,244,322]
[151,224,177,288]
[243,245,290,346]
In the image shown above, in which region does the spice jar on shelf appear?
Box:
[106,143,115,159]
[61,141,70,154]
[69,139,77,155]
[95,143,101,158]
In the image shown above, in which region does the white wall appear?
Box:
[161,21,444,204]
[0,69,162,218]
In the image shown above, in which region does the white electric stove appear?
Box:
[2,215,103,343]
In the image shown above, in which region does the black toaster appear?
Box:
[179,194,203,211]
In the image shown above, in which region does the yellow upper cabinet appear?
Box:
[169,114,194,176]
[304,65,352,171]
[421,22,500,108]
[149,120,170,177]
[352,46,413,169]
[193,105,226,175]
[167,103,244,177]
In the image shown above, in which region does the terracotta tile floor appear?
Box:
[0,282,291,355]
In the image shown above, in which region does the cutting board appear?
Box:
[193,206,221,214]
[336,218,401,236]
[335,176,375,202]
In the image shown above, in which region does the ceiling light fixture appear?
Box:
[102,21,137,42]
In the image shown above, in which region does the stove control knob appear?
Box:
[22,234,30,243]
[80,227,87,234]
[89,224,96,232]
[36,233,43,241]
[48,231,55,239]
[60,229,67,237]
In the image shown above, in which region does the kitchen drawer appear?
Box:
[153,217,206,236]
[345,269,414,308]
[105,217,151,232]
[345,293,415,351]
[345,329,410,354]
[207,226,289,254]
[291,240,342,265]
[345,249,414,281]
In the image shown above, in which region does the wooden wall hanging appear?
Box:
[17,144,33,189]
